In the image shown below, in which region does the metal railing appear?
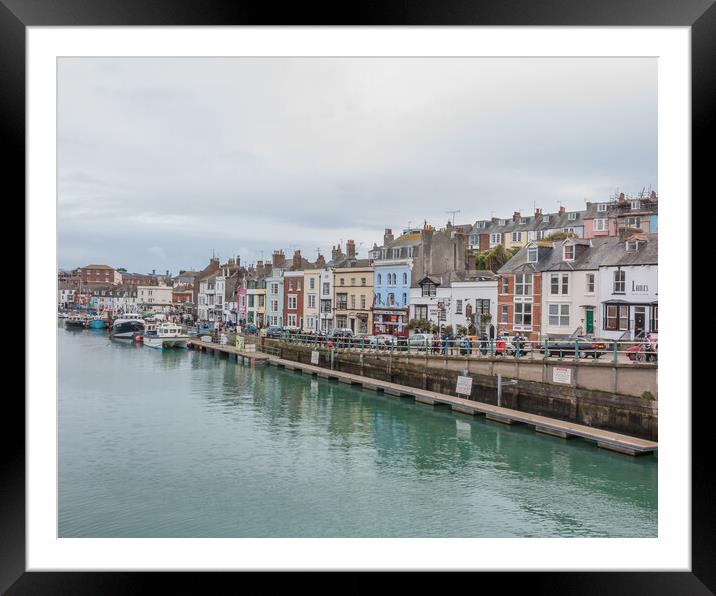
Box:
[245,332,657,364]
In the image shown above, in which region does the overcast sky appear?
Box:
[58,57,656,274]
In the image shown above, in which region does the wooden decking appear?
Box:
[264,355,658,457]
[188,339,271,364]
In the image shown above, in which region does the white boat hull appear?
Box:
[143,336,189,350]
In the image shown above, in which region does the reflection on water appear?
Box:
[58,327,657,537]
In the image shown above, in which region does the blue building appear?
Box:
[649,213,658,233]
[369,228,421,337]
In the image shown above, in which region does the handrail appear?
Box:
[245,332,657,364]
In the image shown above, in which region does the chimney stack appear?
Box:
[512,211,521,222]
[272,249,286,268]
[559,206,566,216]
[292,249,302,270]
[315,253,325,268]
[236,255,240,268]
[331,243,344,261]
[346,239,356,258]
[384,228,394,246]
[619,192,626,201]
[534,208,542,219]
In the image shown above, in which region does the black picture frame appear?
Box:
[5,0,709,592]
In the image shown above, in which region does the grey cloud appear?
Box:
[58,57,656,273]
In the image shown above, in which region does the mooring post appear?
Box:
[497,373,502,408]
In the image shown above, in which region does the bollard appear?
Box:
[574,339,580,362]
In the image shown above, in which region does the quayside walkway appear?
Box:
[188,339,270,365]
[189,340,656,457]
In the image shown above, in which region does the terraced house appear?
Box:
[332,241,373,334]
[596,233,658,341]
[369,228,419,337]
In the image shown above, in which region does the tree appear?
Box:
[485,244,512,272]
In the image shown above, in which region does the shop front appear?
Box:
[372,308,409,337]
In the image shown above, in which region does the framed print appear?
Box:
[6,0,712,592]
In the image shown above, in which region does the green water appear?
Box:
[58,326,657,537]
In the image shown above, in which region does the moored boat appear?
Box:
[89,317,108,329]
[143,322,189,350]
[64,314,88,328]
[111,313,145,339]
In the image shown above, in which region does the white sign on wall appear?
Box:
[456,375,473,396]
[553,367,572,384]
[311,350,320,365]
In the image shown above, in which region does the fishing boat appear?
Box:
[111,313,145,339]
[142,322,189,350]
[64,313,87,329]
[88,312,110,329]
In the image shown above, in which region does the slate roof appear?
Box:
[497,234,658,274]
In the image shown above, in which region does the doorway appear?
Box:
[634,307,645,337]
[585,309,594,335]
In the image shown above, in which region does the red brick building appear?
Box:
[496,243,550,342]
[283,271,304,329]
[80,264,122,287]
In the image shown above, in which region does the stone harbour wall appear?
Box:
[264,340,658,441]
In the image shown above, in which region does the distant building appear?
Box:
[80,264,122,287]
[137,285,173,313]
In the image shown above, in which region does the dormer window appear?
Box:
[630,200,641,210]
[568,212,577,220]
[598,204,608,212]
[421,282,436,297]
[563,244,575,261]
[527,246,538,263]
[626,240,639,252]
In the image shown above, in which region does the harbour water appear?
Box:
[59,326,657,537]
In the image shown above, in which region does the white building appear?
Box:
[319,265,334,333]
[137,284,173,313]
[409,271,498,333]
[58,285,76,308]
[196,258,241,323]
[304,269,321,332]
[597,234,658,340]
[540,238,600,338]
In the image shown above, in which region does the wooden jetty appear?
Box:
[188,339,270,366]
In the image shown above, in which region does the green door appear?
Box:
[586,309,594,334]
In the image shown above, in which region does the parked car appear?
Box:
[408,333,434,350]
[372,334,398,349]
[330,328,354,338]
[265,325,284,339]
[542,336,608,358]
[243,324,258,335]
